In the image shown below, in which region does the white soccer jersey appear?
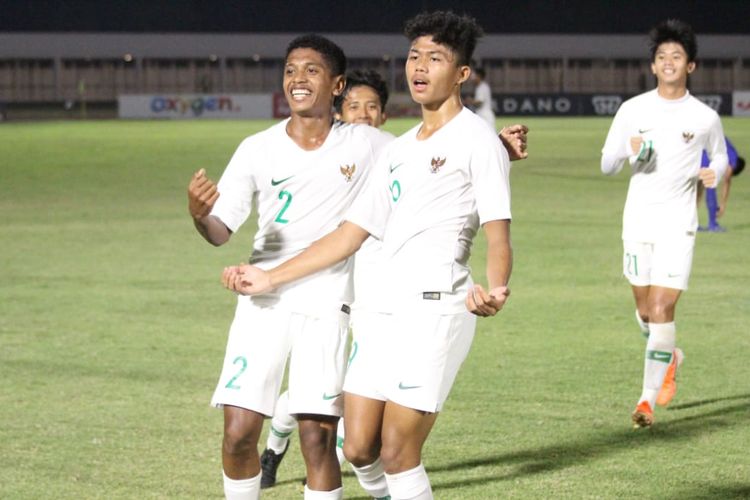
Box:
[601,89,728,242]
[212,119,389,313]
[473,80,495,130]
[347,107,512,313]
[351,130,395,312]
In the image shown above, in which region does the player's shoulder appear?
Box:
[686,94,721,121]
[621,90,656,109]
[238,119,288,148]
[457,107,498,143]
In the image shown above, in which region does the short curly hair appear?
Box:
[403,11,483,67]
[286,34,346,76]
[649,19,697,62]
[333,69,389,114]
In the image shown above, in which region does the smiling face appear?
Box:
[283,47,344,117]
[337,85,387,127]
[651,41,695,89]
[405,35,470,109]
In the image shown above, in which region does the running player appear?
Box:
[600,19,728,428]
[223,11,512,500]
[188,34,391,500]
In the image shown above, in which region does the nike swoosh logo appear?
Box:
[271,175,295,186]
[322,392,341,400]
[389,163,404,173]
[638,128,652,134]
[398,382,422,390]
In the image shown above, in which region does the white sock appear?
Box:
[303,485,343,499]
[385,463,432,500]
[335,418,346,465]
[352,458,389,499]
[266,391,296,453]
[635,310,649,337]
[222,470,261,500]
[639,322,676,408]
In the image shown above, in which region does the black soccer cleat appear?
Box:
[260,441,289,489]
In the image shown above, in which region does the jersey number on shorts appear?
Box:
[225,356,248,390]
[275,190,293,224]
[625,252,639,276]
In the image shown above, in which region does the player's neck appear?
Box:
[655,82,688,100]
[286,114,334,151]
[417,93,463,140]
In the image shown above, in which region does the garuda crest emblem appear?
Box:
[682,131,694,143]
[340,164,356,182]
[430,157,446,173]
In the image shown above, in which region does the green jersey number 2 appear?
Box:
[275,190,293,224]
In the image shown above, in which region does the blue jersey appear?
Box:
[702,137,738,169]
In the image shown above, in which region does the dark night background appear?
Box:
[1,0,748,34]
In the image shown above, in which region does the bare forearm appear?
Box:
[269,221,368,288]
[193,215,231,246]
[484,220,512,288]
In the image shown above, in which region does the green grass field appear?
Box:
[1,117,749,499]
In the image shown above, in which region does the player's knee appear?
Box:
[222,411,261,457]
[222,425,255,457]
[298,422,335,463]
[343,439,379,467]
[379,442,412,473]
[647,301,675,322]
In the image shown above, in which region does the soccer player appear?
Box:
[697,137,744,232]
[258,68,393,489]
[187,34,391,500]
[600,19,728,428]
[259,67,529,493]
[223,11,512,500]
[466,67,496,130]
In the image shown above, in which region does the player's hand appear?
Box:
[222,264,273,295]
[466,284,510,317]
[188,168,220,220]
[499,124,529,161]
[717,205,725,218]
[698,167,717,188]
[630,136,644,156]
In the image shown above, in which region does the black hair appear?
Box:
[286,34,346,76]
[333,69,389,113]
[648,19,697,62]
[403,11,483,66]
[733,156,745,176]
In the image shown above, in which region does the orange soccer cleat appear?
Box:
[631,401,654,428]
[656,348,685,407]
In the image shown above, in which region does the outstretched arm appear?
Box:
[223,221,370,295]
[188,168,232,246]
[466,219,512,317]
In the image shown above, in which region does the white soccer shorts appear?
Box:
[622,235,695,290]
[344,309,476,413]
[211,296,349,417]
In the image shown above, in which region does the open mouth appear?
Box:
[412,79,428,91]
[290,88,312,101]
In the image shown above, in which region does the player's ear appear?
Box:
[650,62,657,75]
[687,61,696,74]
[380,112,388,125]
[332,75,346,96]
[456,65,471,86]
